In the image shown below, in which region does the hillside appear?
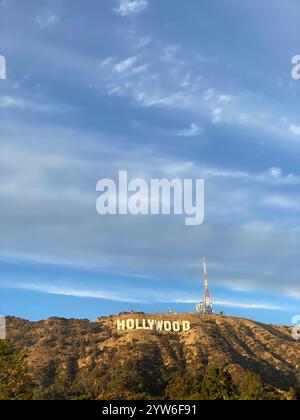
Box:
[5,313,300,399]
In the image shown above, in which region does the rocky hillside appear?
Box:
[5,313,300,399]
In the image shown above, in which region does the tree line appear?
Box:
[0,340,299,400]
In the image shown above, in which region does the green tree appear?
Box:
[199,366,237,400]
[165,373,191,399]
[239,372,267,400]
[0,340,32,400]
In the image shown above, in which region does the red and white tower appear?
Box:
[196,257,213,314]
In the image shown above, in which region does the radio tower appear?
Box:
[196,257,213,314]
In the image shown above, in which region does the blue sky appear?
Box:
[0,0,299,324]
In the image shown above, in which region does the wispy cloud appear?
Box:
[217,94,233,102]
[35,14,59,29]
[169,297,288,311]
[0,95,26,108]
[134,36,152,49]
[0,95,67,113]
[115,0,148,16]
[100,56,117,68]
[289,125,300,136]
[14,283,145,303]
[214,300,287,311]
[262,195,299,210]
[1,281,291,311]
[161,45,181,62]
[174,123,203,137]
[211,107,223,124]
[112,56,138,73]
[1,0,300,323]
[1,118,300,300]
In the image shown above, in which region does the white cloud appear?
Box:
[135,36,152,49]
[131,63,150,74]
[170,297,287,311]
[106,83,125,96]
[162,45,181,62]
[1,119,300,305]
[213,300,286,311]
[211,107,223,124]
[115,0,148,16]
[100,56,117,68]
[262,167,300,185]
[289,125,300,136]
[174,123,203,137]
[5,282,146,303]
[204,88,216,101]
[112,56,138,73]
[0,95,26,108]
[0,95,65,113]
[263,195,299,210]
[268,167,282,179]
[217,94,232,102]
[36,14,59,29]
[180,73,191,88]
[135,91,185,108]
[82,33,300,150]
[1,281,291,311]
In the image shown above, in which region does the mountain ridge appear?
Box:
[5,313,300,399]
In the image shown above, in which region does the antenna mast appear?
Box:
[196,257,213,314]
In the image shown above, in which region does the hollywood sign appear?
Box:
[116,318,191,332]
